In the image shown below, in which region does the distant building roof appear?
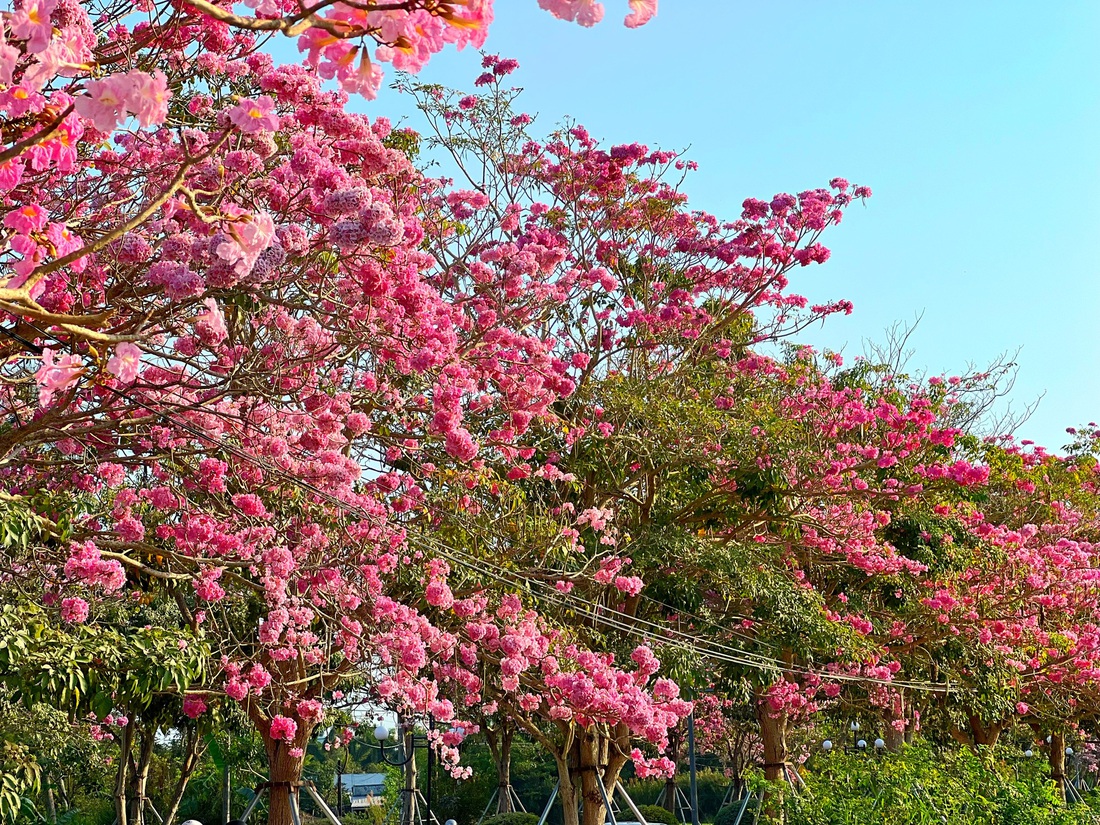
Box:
[338,773,387,791]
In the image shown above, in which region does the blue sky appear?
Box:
[361,1,1100,452]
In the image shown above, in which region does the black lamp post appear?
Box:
[373,717,435,825]
[847,721,866,755]
[823,722,885,756]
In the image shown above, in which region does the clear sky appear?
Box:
[361,1,1100,452]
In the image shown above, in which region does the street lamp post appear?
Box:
[825,723,884,756]
[373,717,436,825]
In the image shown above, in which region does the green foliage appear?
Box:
[482,813,539,825]
[625,770,731,823]
[713,801,754,825]
[636,803,680,825]
[0,603,208,716]
[758,743,1099,825]
[0,735,40,823]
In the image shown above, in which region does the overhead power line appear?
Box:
[0,319,956,694]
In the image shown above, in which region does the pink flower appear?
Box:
[34,347,83,407]
[624,0,656,27]
[269,715,297,742]
[247,664,272,690]
[125,70,170,127]
[107,342,142,383]
[60,597,89,624]
[194,297,228,345]
[182,695,208,719]
[288,747,304,758]
[425,579,454,609]
[216,212,276,275]
[1016,702,1030,715]
[0,32,19,87]
[3,203,48,233]
[9,0,57,54]
[64,541,126,592]
[296,699,324,723]
[537,0,604,26]
[75,76,130,132]
[228,96,279,133]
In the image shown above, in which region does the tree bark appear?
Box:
[42,777,57,824]
[756,696,787,824]
[264,738,306,825]
[401,724,419,825]
[497,727,514,814]
[881,690,904,751]
[161,727,202,825]
[551,725,631,825]
[115,723,134,825]
[555,755,580,825]
[969,716,1002,748]
[485,722,516,814]
[661,727,681,814]
[247,694,316,825]
[948,715,1003,751]
[1050,732,1066,803]
[578,729,607,825]
[130,727,156,825]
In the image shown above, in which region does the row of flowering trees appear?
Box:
[2,0,1099,824]
[0,1,677,823]
[400,64,1100,816]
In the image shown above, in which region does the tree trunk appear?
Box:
[115,723,133,825]
[497,727,514,815]
[555,756,581,825]
[401,725,419,825]
[578,729,608,825]
[756,697,788,824]
[42,777,57,824]
[969,716,1002,748]
[130,727,156,825]
[264,733,307,825]
[485,722,517,815]
[1050,732,1066,803]
[162,728,202,825]
[552,725,632,825]
[880,690,902,751]
[661,728,682,814]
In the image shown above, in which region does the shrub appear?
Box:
[767,743,1095,825]
[636,804,679,825]
[483,812,540,825]
[713,802,754,825]
[625,770,731,822]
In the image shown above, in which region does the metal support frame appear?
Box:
[238,780,345,825]
[653,785,693,824]
[535,779,559,825]
[476,784,529,825]
[534,776,651,825]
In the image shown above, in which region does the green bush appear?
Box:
[482,812,540,825]
[713,801,754,825]
[625,770,731,823]
[636,804,679,825]
[757,743,1098,825]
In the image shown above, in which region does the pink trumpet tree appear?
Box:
[0,0,655,820]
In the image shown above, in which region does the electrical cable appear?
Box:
[0,319,957,693]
